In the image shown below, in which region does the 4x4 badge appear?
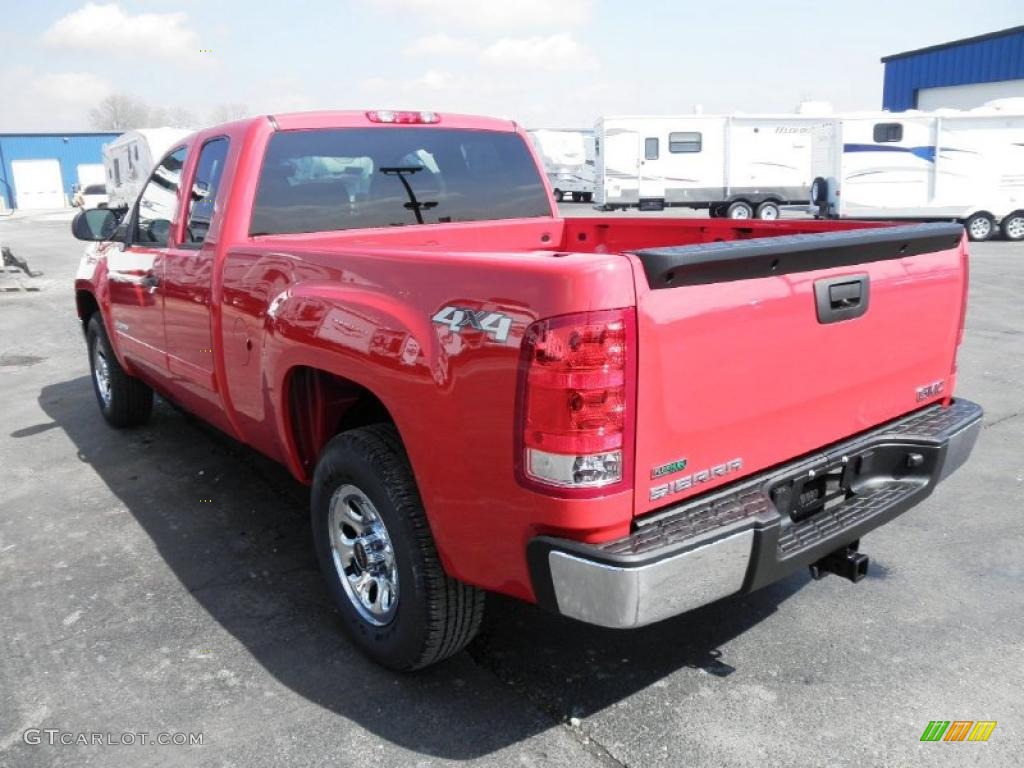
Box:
[432,306,512,343]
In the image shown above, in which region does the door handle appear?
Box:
[814,274,869,323]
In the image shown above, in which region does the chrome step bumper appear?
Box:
[527,399,983,628]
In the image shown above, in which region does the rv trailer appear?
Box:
[809,104,1024,241]
[102,128,191,211]
[593,114,828,218]
[528,129,595,202]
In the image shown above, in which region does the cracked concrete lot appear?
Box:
[1,209,1021,767]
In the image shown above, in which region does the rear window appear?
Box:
[250,127,551,235]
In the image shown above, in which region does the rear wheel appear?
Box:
[86,314,153,427]
[726,201,753,220]
[964,212,995,242]
[1000,211,1024,242]
[755,201,781,220]
[312,424,485,670]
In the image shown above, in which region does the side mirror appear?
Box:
[72,208,119,242]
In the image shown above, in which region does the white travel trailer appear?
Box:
[808,104,1024,241]
[528,129,595,202]
[103,128,191,210]
[594,114,827,218]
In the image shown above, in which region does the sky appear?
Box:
[3,0,1024,131]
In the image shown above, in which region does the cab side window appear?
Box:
[132,147,187,247]
[186,138,230,245]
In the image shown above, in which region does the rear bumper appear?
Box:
[527,399,983,628]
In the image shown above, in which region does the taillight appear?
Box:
[515,309,635,496]
[365,110,440,124]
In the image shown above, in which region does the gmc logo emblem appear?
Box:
[916,380,945,402]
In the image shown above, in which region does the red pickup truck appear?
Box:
[72,110,982,670]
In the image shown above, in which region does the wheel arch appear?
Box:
[281,364,401,484]
[76,288,100,333]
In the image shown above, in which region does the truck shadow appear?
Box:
[38,376,806,760]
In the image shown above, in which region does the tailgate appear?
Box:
[629,222,966,516]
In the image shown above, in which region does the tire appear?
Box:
[755,201,781,220]
[964,212,995,242]
[583,192,593,203]
[1000,210,1024,242]
[311,424,485,670]
[726,201,753,220]
[86,314,153,428]
[811,176,829,204]
[552,189,563,203]
[571,192,582,202]
[708,203,723,218]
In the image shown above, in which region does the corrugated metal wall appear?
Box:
[882,28,1024,111]
[0,133,118,209]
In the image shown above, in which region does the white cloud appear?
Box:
[0,68,114,130]
[34,72,113,106]
[43,3,204,64]
[404,33,481,57]
[482,33,598,71]
[371,0,591,28]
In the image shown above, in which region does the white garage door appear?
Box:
[77,163,106,188]
[12,159,66,209]
[917,79,1024,110]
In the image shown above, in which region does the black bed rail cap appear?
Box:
[632,222,965,289]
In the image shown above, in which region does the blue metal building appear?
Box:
[882,26,1024,111]
[0,132,119,210]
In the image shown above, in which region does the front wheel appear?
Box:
[86,314,153,427]
[964,212,995,242]
[1000,211,1024,242]
[311,424,485,670]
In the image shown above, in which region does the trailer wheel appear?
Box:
[312,424,485,670]
[755,201,781,220]
[726,201,753,219]
[1000,211,1024,242]
[964,212,995,242]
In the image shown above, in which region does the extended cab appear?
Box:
[72,110,982,670]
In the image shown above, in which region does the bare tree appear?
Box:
[148,106,196,128]
[209,103,250,123]
[88,93,150,130]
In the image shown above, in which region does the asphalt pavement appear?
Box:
[1,206,1021,767]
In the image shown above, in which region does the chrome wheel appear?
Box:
[968,215,993,241]
[328,485,398,626]
[92,339,112,408]
[1003,215,1024,241]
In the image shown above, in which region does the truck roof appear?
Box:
[250,110,520,133]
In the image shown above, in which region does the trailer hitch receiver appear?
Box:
[809,541,869,583]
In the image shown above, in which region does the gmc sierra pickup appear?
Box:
[72,110,982,670]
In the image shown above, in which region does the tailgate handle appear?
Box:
[815,274,869,324]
